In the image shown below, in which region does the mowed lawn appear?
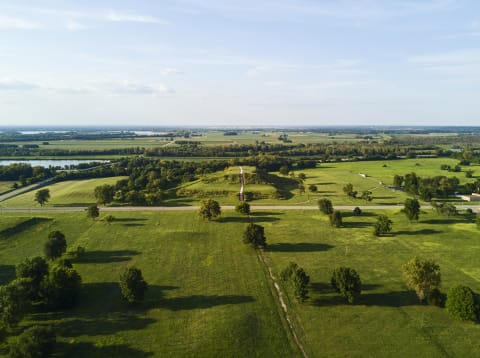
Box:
[0,181,14,194]
[259,209,480,357]
[0,177,126,208]
[0,211,295,357]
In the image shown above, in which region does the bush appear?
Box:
[104,215,115,222]
[119,267,148,304]
[235,202,250,215]
[402,257,441,302]
[41,264,82,309]
[280,262,309,302]
[373,215,393,236]
[353,207,362,216]
[44,231,67,261]
[9,325,56,358]
[318,198,333,215]
[329,211,342,228]
[446,285,479,321]
[331,267,362,303]
[198,199,221,221]
[243,223,266,248]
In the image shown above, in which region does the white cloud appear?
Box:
[65,20,87,31]
[103,80,175,96]
[106,11,167,24]
[0,78,40,90]
[160,68,183,76]
[0,15,39,29]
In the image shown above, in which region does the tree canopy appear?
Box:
[94,184,115,205]
[446,285,479,322]
[331,267,362,304]
[44,231,67,261]
[119,266,148,304]
[34,189,50,206]
[318,198,333,215]
[404,198,421,221]
[402,257,441,302]
[198,199,221,221]
[243,223,266,248]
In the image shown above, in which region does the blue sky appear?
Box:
[0,0,479,126]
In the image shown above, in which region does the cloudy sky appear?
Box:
[0,0,479,126]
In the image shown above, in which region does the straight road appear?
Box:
[1,204,479,213]
[0,177,55,203]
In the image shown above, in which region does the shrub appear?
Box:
[446,285,479,321]
[243,223,266,248]
[9,325,56,358]
[353,207,362,216]
[331,267,362,304]
[235,202,250,215]
[119,267,148,304]
[329,211,342,228]
[318,198,333,215]
[402,257,441,302]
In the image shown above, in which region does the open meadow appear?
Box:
[0,208,479,356]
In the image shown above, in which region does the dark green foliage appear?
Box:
[432,202,457,217]
[298,183,305,194]
[16,257,49,300]
[0,279,30,329]
[402,257,441,302]
[44,231,67,261]
[198,199,221,221]
[373,215,393,236]
[426,288,444,307]
[308,184,318,193]
[318,198,333,215]
[243,223,266,248]
[477,216,480,229]
[360,190,372,201]
[446,285,479,322]
[279,165,290,176]
[343,183,357,198]
[9,325,56,358]
[86,204,99,220]
[329,210,343,228]
[119,267,148,304]
[280,262,309,302]
[94,184,115,205]
[393,174,404,187]
[34,189,50,206]
[104,215,115,222]
[331,267,362,304]
[297,173,306,181]
[40,264,81,309]
[235,202,250,215]
[353,207,362,216]
[404,198,420,221]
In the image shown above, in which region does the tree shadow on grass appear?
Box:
[421,218,461,225]
[56,342,153,358]
[311,282,381,294]
[0,217,52,239]
[112,218,148,222]
[395,229,441,236]
[342,211,377,218]
[265,243,333,252]
[251,211,284,217]
[72,250,141,264]
[0,264,15,285]
[160,294,255,311]
[342,221,373,229]
[312,290,420,307]
[217,216,280,223]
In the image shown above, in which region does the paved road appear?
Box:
[0,177,55,203]
[1,204,479,213]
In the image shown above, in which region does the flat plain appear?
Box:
[0,208,479,357]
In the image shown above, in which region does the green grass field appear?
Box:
[0,181,14,194]
[0,211,296,357]
[0,177,126,208]
[0,209,479,356]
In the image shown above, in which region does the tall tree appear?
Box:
[198,199,221,221]
[44,231,67,261]
[119,267,148,304]
[9,325,56,358]
[373,215,393,236]
[403,198,421,221]
[16,257,49,300]
[243,223,266,248]
[94,184,115,205]
[40,264,82,309]
[318,198,333,215]
[0,279,30,329]
[331,267,362,304]
[402,257,441,302]
[86,204,100,220]
[34,189,50,206]
[329,210,343,228]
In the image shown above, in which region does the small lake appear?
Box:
[0,160,110,168]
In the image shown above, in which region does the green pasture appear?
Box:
[0,177,126,208]
[1,209,479,356]
[261,209,480,357]
[0,181,14,194]
[0,211,295,357]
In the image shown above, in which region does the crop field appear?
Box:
[0,209,479,356]
[0,177,126,208]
